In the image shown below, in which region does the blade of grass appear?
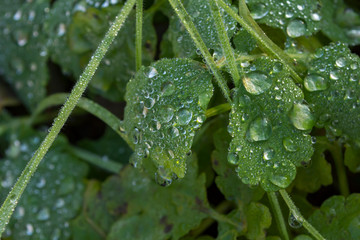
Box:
[0,0,136,236]
[136,0,143,71]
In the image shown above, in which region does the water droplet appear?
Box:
[290,103,315,130]
[198,92,212,109]
[346,26,360,39]
[26,223,34,236]
[13,30,29,47]
[155,167,173,187]
[133,128,140,144]
[169,126,179,137]
[286,19,306,38]
[129,153,142,168]
[304,74,328,91]
[228,152,238,164]
[270,173,292,188]
[144,97,155,109]
[247,117,272,141]
[310,11,321,21]
[283,137,298,152]
[57,23,66,36]
[177,108,192,125]
[13,10,22,21]
[161,81,175,96]
[159,106,174,123]
[285,10,294,18]
[330,70,340,80]
[36,177,46,188]
[335,57,347,68]
[147,67,158,78]
[37,207,50,221]
[288,212,303,228]
[243,72,272,95]
[263,148,275,160]
[55,198,65,208]
[249,3,269,19]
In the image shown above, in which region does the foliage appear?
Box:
[1,0,360,239]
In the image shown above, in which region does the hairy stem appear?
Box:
[267,192,289,240]
[216,0,303,83]
[168,0,232,103]
[205,103,231,118]
[209,0,241,86]
[0,0,136,236]
[136,0,143,71]
[279,190,326,240]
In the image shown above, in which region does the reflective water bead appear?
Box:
[249,3,269,19]
[159,106,174,123]
[283,137,298,152]
[330,70,340,80]
[289,103,315,130]
[169,126,180,137]
[335,57,347,68]
[288,212,303,228]
[161,81,175,96]
[247,117,272,141]
[269,173,292,188]
[304,74,328,91]
[147,67,158,78]
[37,207,50,221]
[177,108,193,125]
[243,72,272,95]
[263,148,275,160]
[286,19,306,38]
[228,152,238,164]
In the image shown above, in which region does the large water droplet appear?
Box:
[13,30,29,47]
[159,106,174,123]
[310,11,322,21]
[177,108,192,125]
[26,223,34,236]
[161,81,175,96]
[37,207,50,221]
[243,72,272,95]
[247,117,272,141]
[169,126,180,137]
[269,173,292,188]
[283,137,298,152]
[330,70,340,80]
[228,152,238,164]
[147,67,158,78]
[155,167,173,187]
[263,148,275,160]
[289,104,315,130]
[335,57,347,68]
[288,212,303,228]
[249,3,269,19]
[287,19,306,38]
[304,74,328,91]
[144,97,155,109]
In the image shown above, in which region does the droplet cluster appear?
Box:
[124,59,213,182]
[228,57,314,191]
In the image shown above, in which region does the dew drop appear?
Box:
[247,117,272,142]
[159,106,174,123]
[169,126,180,137]
[57,23,66,36]
[155,167,173,187]
[26,223,34,236]
[13,10,22,21]
[289,103,315,130]
[37,207,50,221]
[330,70,340,80]
[283,137,298,152]
[228,152,238,164]
[147,67,158,78]
[335,57,346,68]
[263,148,275,160]
[144,97,155,109]
[36,177,46,188]
[133,128,140,144]
[177,108,193,125]
[286,19,306,38]
[304,74,328,91]
[346,26,360,39]
[13,30,29,47]
[288,212,303,228]
[269,173,292,188]
[249,3,269,19]
[310,11,322,21]
[161,81,175,96]
[285,10,294,18]
[243,72,272,95]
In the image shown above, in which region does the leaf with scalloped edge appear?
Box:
[246,0,321,38]
[0,0,50,110]
[0,127,88,240]
[124,58,213,180]
[228,57,314,191]
[303,42,360,143]
[309,194,360,240]
[166,0,237,58]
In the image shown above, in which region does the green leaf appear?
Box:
[293,138,333,193]
[0,0,50,110]
[212,128,264,204]
[0,128,88,240]
[124,58,213,179]
[294,235,313,240]
[103,156,209,240]
[320,0,360,46]
[166,0,237,58]
[344,143,360,173]
[309,194,360,240]
[246,0,321,38]
[46,2,156,101]
[228,57,313,191]
[233,28,257,54]
[304,42,360,142]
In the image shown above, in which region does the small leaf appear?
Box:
[344,143,360,173]
[304,42,360,142]
[293,138,333,193]
[167,0,237,58]
[309,194,360,240]
[228,57,313,191]
[0,0,50,110]
[0,127,88,240]
[246,0,321,38]
[124,58,213,179]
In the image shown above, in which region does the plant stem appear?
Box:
[267,192,289,240]
[279,189,326,240]
[209,0,241,87]
[168,0,232,103]
[67,146,123,174]
[205,103,231,118]
[0,0,136,236]
[216,0,303,83]
[136,0,143,71]
[208,202,238,227]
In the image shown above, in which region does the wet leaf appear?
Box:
[0,127,88,240]
[246,0,321,38]
[124,58,213,179]
[233,28,257,54]
[166,0,237,58]
[309,194,360,240]
[344,143,360,173]
[228,57,313,191]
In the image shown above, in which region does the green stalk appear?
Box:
[0,0,136,236]
[168,0,232,103]
[267,192,289,240]
[216,0,303,83]
[205,103,231,118]
[279,190,326,240]
[209,0,241,87]
[136,0,143,71]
